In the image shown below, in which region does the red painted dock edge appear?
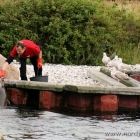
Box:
[6,88,28,105]
[130,74,140,82]
[5,74,140,112]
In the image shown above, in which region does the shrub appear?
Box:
[0,0,140,65]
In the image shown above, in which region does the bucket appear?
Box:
[30,76,48,82]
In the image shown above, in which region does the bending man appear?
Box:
[0,40,42,80]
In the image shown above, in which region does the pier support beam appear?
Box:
[39,91,56,109]
[6,88,27,105]
[118,95,138,110]
[93,94,118,112]
[67,93,92,111]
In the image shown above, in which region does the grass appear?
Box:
[105,0,140,16]
[104,0,140,64]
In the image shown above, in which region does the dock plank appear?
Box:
[100,67,140,87]
[87,69,126,87]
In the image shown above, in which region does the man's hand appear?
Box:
[0,70,6,78]
[37,58,42,68]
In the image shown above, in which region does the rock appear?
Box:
[0,131,4,140]
[0,78,7,108]
[0,54,20,80]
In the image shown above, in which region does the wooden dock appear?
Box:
[3,69,140,112]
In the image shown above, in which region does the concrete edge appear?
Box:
[3,79,140,95]
[64,84,140,95]
[4,79,65,92]
[87,69,126,87]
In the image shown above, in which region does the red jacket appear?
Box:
[10,40,41,58]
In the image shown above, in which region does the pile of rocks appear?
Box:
[0,54,103,86]
[12,61,102,86]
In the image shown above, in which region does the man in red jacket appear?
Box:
[0,40,42,80]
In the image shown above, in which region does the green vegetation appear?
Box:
[0,0,140,65]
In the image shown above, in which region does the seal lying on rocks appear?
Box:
[0,78,6,108]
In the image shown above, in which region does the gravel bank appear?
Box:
[12,62,101,86]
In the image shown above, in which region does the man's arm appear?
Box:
[37,48,43,68]
[38,50,42,58]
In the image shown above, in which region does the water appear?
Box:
[0,106,140,140]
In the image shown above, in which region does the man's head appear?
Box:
[16,41,25,55]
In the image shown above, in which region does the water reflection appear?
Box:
[0,106,140,140]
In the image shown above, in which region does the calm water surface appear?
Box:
[0,106,140,140]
